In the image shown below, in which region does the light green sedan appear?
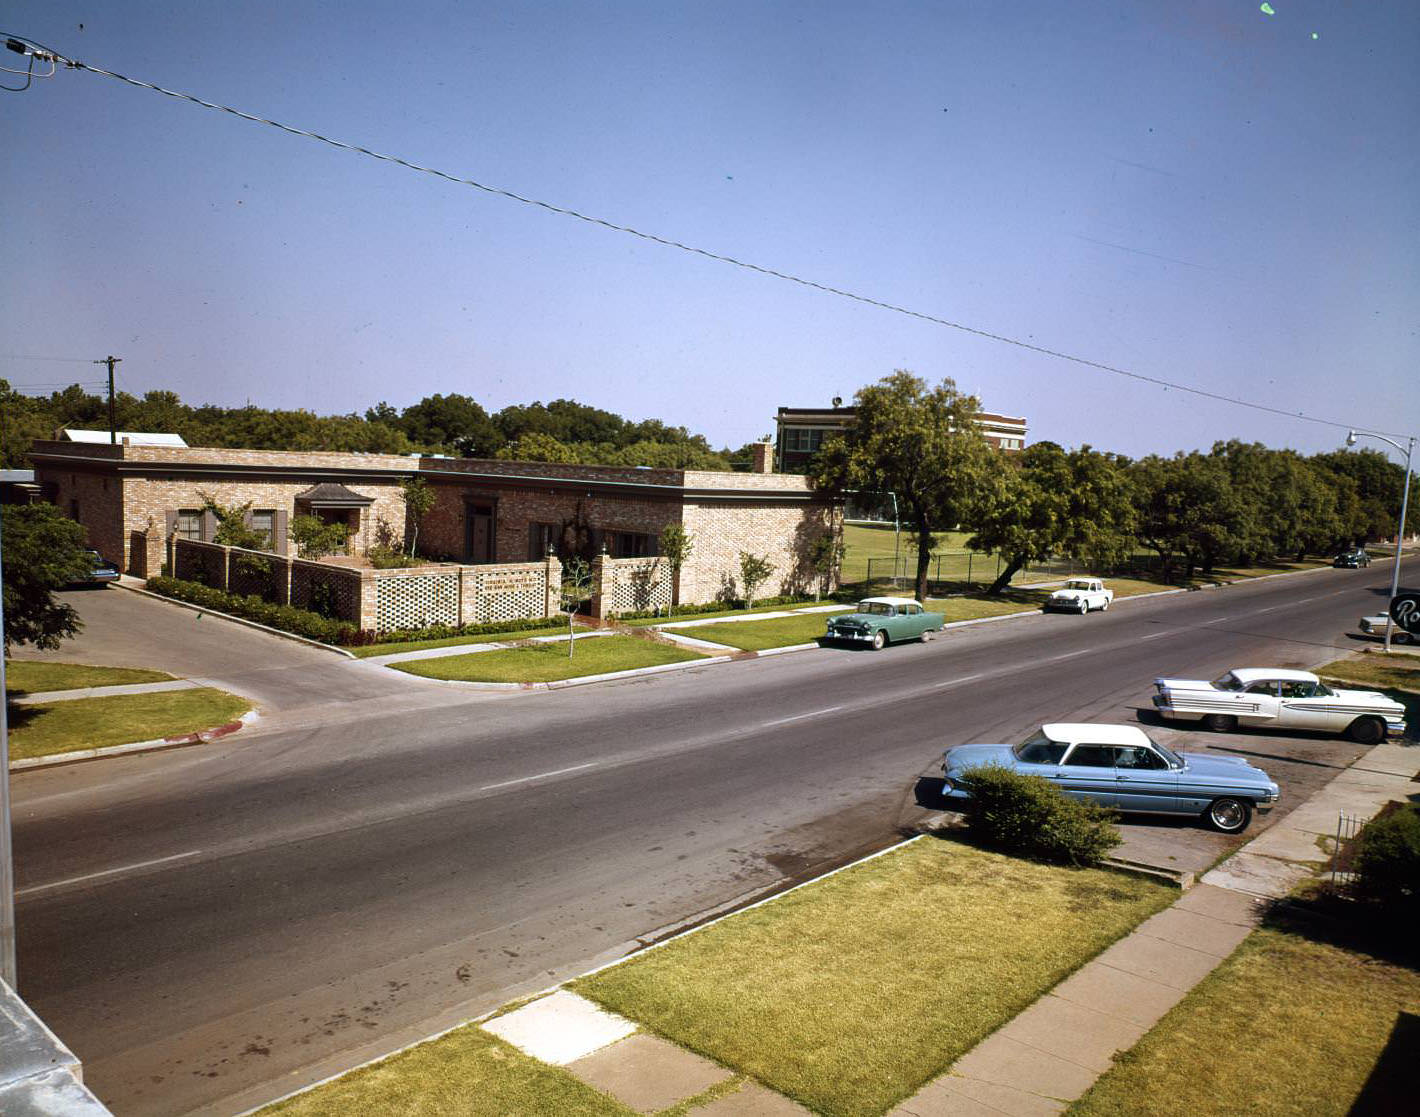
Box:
[824,596,945,650]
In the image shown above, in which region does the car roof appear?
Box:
[858,596,920,607]
[1226,667,1318,684]
[1040,723,1152,746]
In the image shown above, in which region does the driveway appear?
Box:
[13,585,452,716]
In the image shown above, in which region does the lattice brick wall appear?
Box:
[290,562,362,623]
[607,558,670,615]
[174,539,227,588]
[461,564,551,625]
[228,548,287,602]
[375,573,459,632]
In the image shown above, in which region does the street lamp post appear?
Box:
[1347,429,1416,654]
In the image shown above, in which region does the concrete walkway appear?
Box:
[9,678,201,705]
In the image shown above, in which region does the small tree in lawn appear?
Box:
[290,514,350,560]
[807,531,844,601]
[658,523,693,615]
[738,551,775,609]
[560,556,594,658]
[401,477,435,557]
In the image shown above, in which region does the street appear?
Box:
[10,564,1407,1115]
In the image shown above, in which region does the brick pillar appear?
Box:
[750,441,774,473]
[220,545,232,593]
[589,554,608,619]
[358,571,377,633]
[544,554,562,619]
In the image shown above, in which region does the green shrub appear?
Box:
[1353,804,1420,911]
[367,544,420,569]
[145,576,357,644]
[959,764,1120,867]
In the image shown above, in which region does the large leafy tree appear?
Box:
[2,504,92,654]
[1310,448,1408,544]
[968,442,1136,595]
[1133,453,1246,581]
[813,371,993,603]
[398,393,502,456]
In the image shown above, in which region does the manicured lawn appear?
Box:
[6,689,252,760]
[260,1025,633,1117]
[575,838,1174,1117]
[4,660,174,695]
[1070,923,1420,1117]
[685,610,852,651]
[619,600,842,627]
[841,523,986,585]
[349,625,574,658]
[1206,557,1332,581]
[389,635,706,682]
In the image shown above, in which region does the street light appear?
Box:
[1346,429,1416,653]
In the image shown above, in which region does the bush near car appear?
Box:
[1353,804,1420,913]
[145,576,358,643]
[958,764,1121,867]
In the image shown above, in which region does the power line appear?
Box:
[0,353,104,363]
[4,32,1412,443]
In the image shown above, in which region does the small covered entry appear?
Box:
[294,482,375,553]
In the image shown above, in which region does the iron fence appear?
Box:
[1329,812,1365,887]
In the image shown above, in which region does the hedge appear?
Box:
[958,764,1121,867]
[144,576,561,648]
[1353,804,1420,912]
[145,576,358,644]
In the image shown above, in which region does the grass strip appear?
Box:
[6,688,251,760]
[349,625,573,658]
[4,660,174,695]
[1069,924,1420,1117]
[575,838,1173,1117]
[390,634,706,682]
[259,1025,632,1117]
[684,610,852,651]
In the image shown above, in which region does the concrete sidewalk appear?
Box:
[9,678,201,705]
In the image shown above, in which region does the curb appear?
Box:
[114,582,357,658]
[388,653,737,691]
[9,710,259,771]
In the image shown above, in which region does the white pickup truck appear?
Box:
[1045,578,1114,614]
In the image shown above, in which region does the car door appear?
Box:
[1112,745,1178,813]
[1278,680,1347,732]
[1232,679,1281,725]
[1056,744,1118,808]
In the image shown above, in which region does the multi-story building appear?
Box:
[774,405,1028,473]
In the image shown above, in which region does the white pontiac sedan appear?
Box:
[1152,667,1406,744]
[1046,578,1114,614]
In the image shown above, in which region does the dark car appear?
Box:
[1333,549,1371,568]
[70,549,121,586]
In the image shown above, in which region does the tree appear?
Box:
[2,504,92,655]
[1132,453,1244,582]
[807,531,844,601]
[738,551,775,608]
[199,494,270,551]
[968,443,1136,595]
[399,393,502,456]
[496,432,584,463]
[813,371,994,603]
[289,515,350,559]
[659,523,694,613]
[559,556,594,658]
[400,477,435,556]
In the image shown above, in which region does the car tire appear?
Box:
[1203,713,1238,733]
[1079,599,1089,615]
[871,630,887,651]
[1100,598,1109,611]
[1204,797,1252,834]
[920,627,935,643]
[1348,717,1386,745]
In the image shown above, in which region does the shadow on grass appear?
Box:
[1350,1011,1420,1115]
[1261,889,1420,971]
[4,702,38,730]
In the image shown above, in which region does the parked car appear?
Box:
[1045,578,1114,614]
[940,722,1279,833]
[1359,614,1415,645]
[824,596,944,649]
[1333,549,1372,568]
[69,549,120,587]
[1152,667,1406,743]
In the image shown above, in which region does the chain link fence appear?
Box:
[859,550,1170,595]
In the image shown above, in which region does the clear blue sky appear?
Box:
[2,2,1416,462]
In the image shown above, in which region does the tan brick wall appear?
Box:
[48,467,125,564]
[679,501,840,605]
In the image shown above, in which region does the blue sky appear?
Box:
[2,2,1416,462]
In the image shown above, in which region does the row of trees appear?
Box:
[0,382,744,469]
[816,372,1412,601]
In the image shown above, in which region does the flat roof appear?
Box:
[61,429,188,446]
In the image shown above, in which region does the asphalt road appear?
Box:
[9,563,1410,1115]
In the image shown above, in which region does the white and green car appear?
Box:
[824,596,944,650]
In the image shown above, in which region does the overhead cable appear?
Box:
[3,32,1411,442]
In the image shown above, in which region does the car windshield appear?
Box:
[1145,734,1184,768]
[1013,730,1068,764]
[858,601,894,616]
[1211,672,1243,691]
[1064,580,1091,590]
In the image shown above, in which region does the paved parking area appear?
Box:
[1112,717,1369,875]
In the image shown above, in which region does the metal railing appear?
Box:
[1329,812,1365,886]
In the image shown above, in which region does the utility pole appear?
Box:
[95,355,121,443]
[1,513,15,989]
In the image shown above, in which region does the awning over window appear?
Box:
[293,482,375,509]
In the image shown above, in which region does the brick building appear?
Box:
[29,438,841,606]
[774,405,1028,473]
